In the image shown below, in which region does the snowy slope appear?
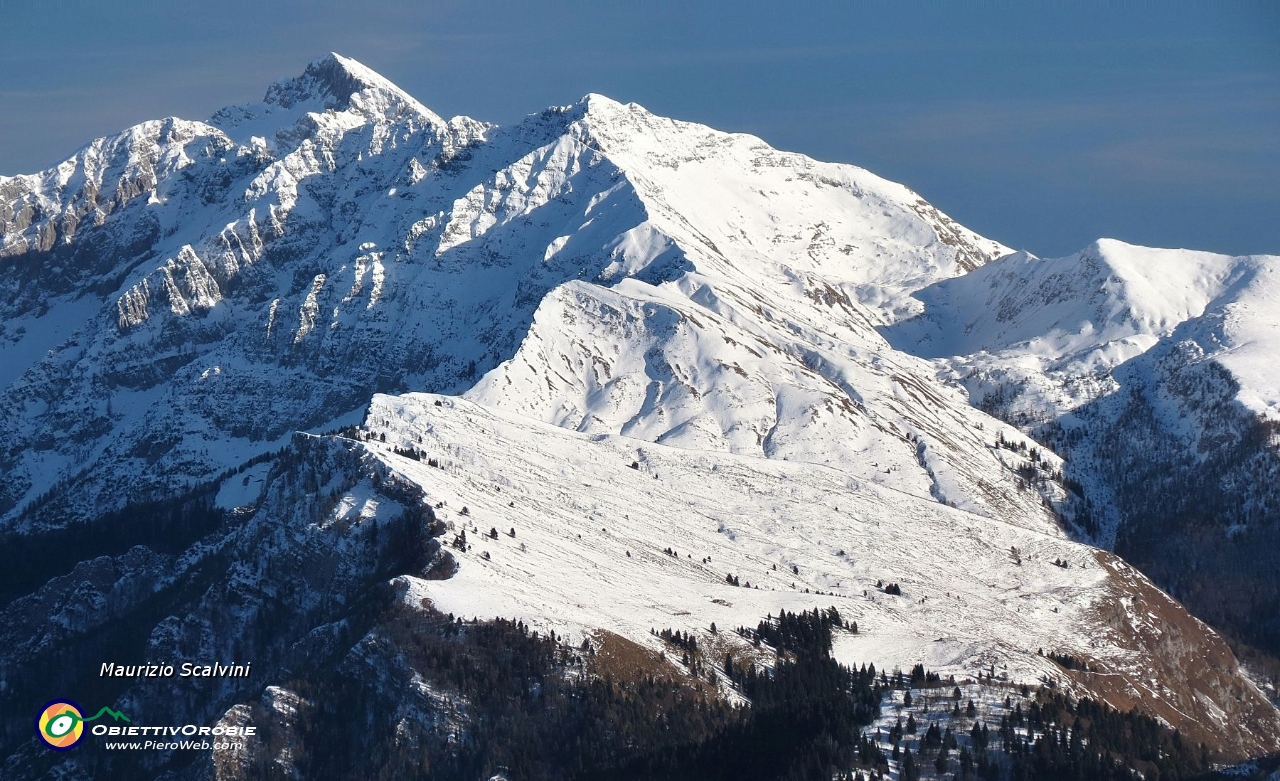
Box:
[351,392,1278,757]
[882,239,1280,549]
[884,238,1280,425]
[465,262,1060,527]
[0,53,1027,530]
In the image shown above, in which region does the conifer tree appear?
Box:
[902,745,919,781]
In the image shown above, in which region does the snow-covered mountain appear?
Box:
[361,392,1280,758]
[2,54,1278,775]
[885,238,1280,432]
[0,52,1026,532]
[884,238,1280,657]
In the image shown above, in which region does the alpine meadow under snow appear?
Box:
[2,54,1279,778]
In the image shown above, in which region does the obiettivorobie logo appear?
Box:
[35,698,255,752]
[36,700,130,750]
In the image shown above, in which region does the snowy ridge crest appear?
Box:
[885,237,1280,422]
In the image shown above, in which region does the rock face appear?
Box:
[1,53,1278,776]
[0,433,440,779]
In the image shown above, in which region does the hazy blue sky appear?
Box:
[1,1,1276,257]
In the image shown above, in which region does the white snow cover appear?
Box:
[359,392,1278,750]
[883,239,1280,546]
[3,54,1279,753]
[885,238,1280,423]
[376,392,1102,678]
[0,53,1034,531]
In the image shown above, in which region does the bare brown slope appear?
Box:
[1068,551,1280,761]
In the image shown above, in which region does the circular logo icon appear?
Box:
[37,700,85,750]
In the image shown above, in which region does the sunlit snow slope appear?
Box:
[883,238,1280,546]
[885,238,1280,425]
[354,393,1279,758]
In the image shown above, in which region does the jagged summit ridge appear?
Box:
[210,52,449,147]
[264,52,418,111]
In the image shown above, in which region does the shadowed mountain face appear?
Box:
[2,54,1278,777]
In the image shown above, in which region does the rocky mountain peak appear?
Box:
[265,52,432,116]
